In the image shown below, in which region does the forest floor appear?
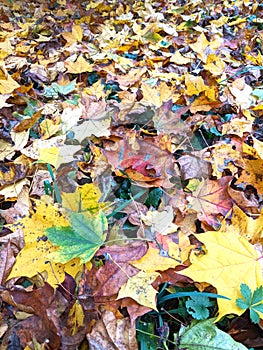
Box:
[1,0,263,349]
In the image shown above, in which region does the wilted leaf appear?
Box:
[87,310,138,350]
[0,162,29,189]
[67,301,84,335]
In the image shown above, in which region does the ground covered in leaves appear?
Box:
[1,0,263,349]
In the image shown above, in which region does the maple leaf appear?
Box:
[65,55,93,74]
[7,201,85,287]
[189,32,210,62]
[39,144,82,169]
[220,205,263,244]
[46,211,107,264]
[0,70,20,94]
[207,143,244,178]
[103,137,180,188]
[187,176,233,228]
[236,158,263,195]
[179,230,263,321]
[62,24,84,46]
[185,74,208,96]
[117,271,160,310]
[140,206,178,235]
[61,183,106,214]
[131,238,180,273]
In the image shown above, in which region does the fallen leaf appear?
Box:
[140,206,178,235]
[7,201,85,287]
[131,239,180,273]
[187,176,233,228]
[94,243,147,297]
[67,301,84,335]
[61,183,104,214]
[46,211,108,264]
[179,230,263,321]
[0,73,20,94]
[65,55,93,74]
[13,109,43,133]
[185,74,208,96]
[103,136,180,188]
[117,271,159,310]
[87,310,138,350]
[236,159,263,195]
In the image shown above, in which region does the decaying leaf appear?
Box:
[67,301,85,335]
[87,310,138,350]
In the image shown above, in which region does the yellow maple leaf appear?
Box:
[140,82,162,107]
[185,74,207,96]
[7,201,88,287]
[189,32,210,62]
[242,137,263,160]
[179,230,263,321]
[170,50,193,65]
[220,205,263,244]
[65,55,93,74]
[131,242,180,273]
[222,118,252,137]
[0,73,20,94]
[236,158,263,195]
[204,54,225,76]
[62,24,83,46]
[208,143,244,177]
[117,271,159,310]
[61,183,106,214]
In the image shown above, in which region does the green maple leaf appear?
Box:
[236,283,263,323]
[46,211,107,264]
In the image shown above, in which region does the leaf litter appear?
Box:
[1,0,263,349]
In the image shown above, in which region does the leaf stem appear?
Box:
[104,237,149,245]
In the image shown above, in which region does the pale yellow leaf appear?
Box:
[131,243,180,273]
[117,271,159,310]
[65,55,93,74]
[72,24,83,42]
